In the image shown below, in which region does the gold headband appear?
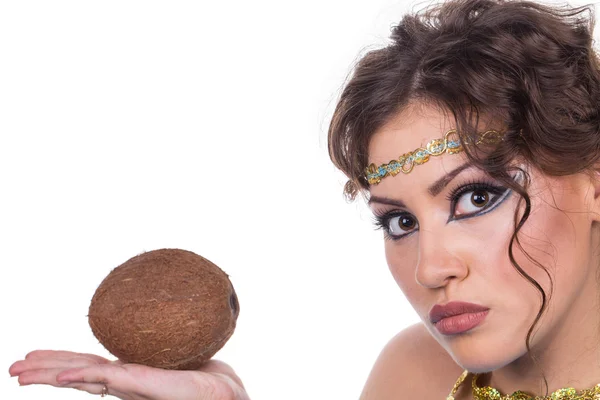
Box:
[364,129,504,185]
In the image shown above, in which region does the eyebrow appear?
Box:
[427,163,473,197]
[368,163,473,207]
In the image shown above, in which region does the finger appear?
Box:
[25,350,110,364]
[60,382,116,397]
[57,364,128,387]
[10,357,97,376]
[17,367,124,398]
[57,364,207,399]
[17,367,69,386]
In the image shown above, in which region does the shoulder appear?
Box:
[359,323,465,400]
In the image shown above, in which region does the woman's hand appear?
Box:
[9,350,249,400]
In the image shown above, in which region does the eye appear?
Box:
[450,183,510,220]
[388,214,417,234]
[454,189,494,215]
[373,212,419,241]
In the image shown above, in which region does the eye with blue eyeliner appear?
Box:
[372,179,513,241]
[445,179,511,222]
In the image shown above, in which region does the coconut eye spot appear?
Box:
[230,291,240,317]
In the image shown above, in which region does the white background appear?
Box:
[0,1,419,399]
[1,0,594,399]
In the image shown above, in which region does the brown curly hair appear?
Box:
[328,0,600,393]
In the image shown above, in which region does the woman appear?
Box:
[10,0,600,398]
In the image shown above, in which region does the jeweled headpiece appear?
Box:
[364,129,505,185]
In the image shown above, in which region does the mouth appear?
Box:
[429,301,490,335]
[433,310,489,335]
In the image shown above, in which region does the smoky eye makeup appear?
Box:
[444,178,513,222]
[372,210,419,241]
[371,173,518,241]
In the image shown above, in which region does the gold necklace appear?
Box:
[447,370,469,400]
[447,370,600,400]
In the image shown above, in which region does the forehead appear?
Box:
[368,104,455,166]
[367,104,480,195]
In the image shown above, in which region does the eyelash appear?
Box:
[372,180,511,242]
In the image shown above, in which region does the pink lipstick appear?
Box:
[429,301,489,335]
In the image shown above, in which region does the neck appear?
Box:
[481,281,600,397]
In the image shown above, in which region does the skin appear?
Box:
[366,101,600,397]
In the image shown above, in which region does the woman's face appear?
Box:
[367,104,600,372]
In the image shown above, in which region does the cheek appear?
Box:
[384,240,419,297]
[516,199,592,296]
[460,203,549,307]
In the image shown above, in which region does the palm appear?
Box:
[9,350,249,400]
[114,361,246,400]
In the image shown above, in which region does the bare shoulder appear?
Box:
[359,323,465,400]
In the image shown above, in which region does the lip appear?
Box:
[429,301,490,335]
[434,310,489,335]
[429,301,489,323]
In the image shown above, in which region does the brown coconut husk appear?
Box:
[88,248,239,370]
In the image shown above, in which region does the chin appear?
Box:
[442,331,527,374]
[450,352,514,374]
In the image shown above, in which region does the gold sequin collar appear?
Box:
[447,370,600,400]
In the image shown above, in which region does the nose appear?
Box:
[414,228,468,289]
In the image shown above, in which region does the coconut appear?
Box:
[88,248,239,370]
